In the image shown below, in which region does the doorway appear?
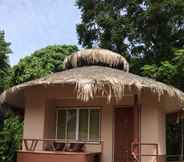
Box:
[114,108,135,162]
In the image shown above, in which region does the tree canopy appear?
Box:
[76,0,184,64]
[141,48,184,91]
[76,0,184,89]
[0,31,11,93]
[10,45,78,86]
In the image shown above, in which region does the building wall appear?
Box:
[23,86,47,150]
[45,89,134,162]
[141,94,166,162]
[23,85,166,162]
[49,98,113,162]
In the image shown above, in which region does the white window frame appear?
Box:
[56,107,101,142]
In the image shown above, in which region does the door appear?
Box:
[114,108,134,162]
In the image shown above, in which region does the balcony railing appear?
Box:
[131,142,159,162]
[20,138,104,153]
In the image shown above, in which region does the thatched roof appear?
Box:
[0,49,183,111]
[0,66,184,108]
[63,49,129,72]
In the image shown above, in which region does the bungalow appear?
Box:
[0,49,183,162]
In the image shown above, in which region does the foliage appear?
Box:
[0,114,23,162]
[141,48,184,90]
[76,0,184,89]
[0,30,11,93]
[10,45,78,86]
[76,0,184,64]
[141,61,177,85]
[173,48,184,90]
[141,64,158,79]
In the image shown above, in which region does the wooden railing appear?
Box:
[131,142,159,162]
[21,139,160,162]
[21,138,104,153]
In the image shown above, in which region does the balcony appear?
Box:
[17,139,102,162]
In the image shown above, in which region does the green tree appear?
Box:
[173,48,184,90]
[10,45,78,86]
[0,113,23,162]
[0,30,11,93]
[76,0,184,65]
[76,0,184,90]
[141,61,177,85]
[141,48,184,90]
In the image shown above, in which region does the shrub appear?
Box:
[0,114,23,162]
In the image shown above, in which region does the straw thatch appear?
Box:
[0,66,184,107]
[64,49,129,72]
[0,48,184,109]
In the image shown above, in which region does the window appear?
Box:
[56,108,100,142]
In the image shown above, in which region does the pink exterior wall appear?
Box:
[23,86,47,150]
[45,88,134,162]
[23,85,166,162]
[141,94,166,162]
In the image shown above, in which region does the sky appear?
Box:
[0,0,81,65]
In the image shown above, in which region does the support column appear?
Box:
[23,86,47,150]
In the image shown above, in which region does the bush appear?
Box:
[0,114,23,162]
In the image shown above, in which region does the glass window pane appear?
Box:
[79,109,89,141]
[67,110,77,139]
[57,108,100,142]
[57,110,66,139]
[90,110,100,141]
